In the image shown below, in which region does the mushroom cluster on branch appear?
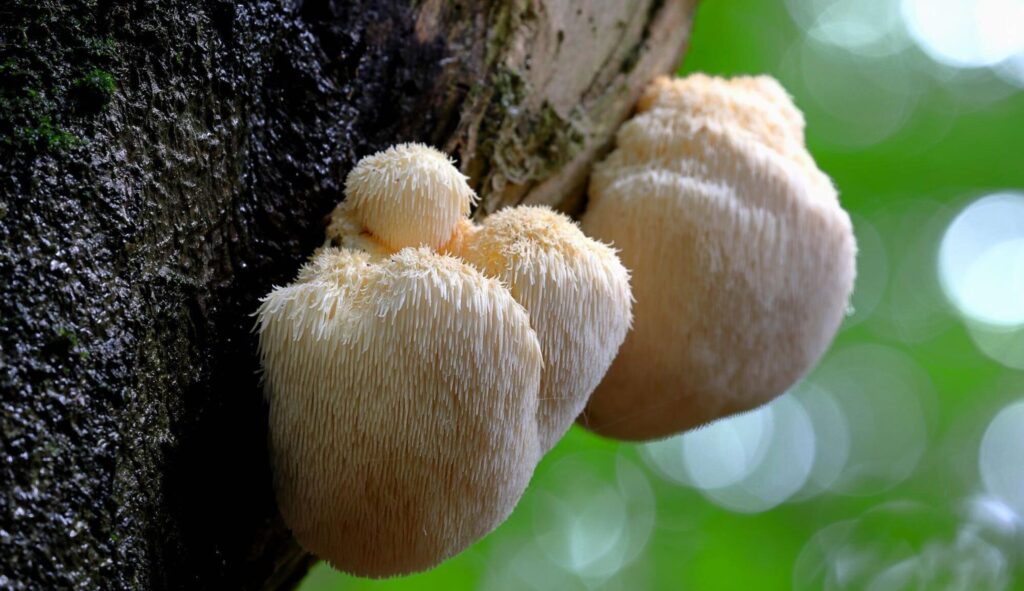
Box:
[257,143,632,577]
[255,73,856,580]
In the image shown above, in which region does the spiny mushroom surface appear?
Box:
[333,142,478,251]
[259,247,542,577]
[454,206,633,451]
[331,145,632,453]
[579,74,857,442]
[637,73,806,158]
[257,142,632,577]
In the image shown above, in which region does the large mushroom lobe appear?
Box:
[579,74,857,441]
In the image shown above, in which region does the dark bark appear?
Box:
[0,1,694,589]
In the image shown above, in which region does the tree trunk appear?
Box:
[0,1,695,589]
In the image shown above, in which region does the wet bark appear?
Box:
[0,1,695,589]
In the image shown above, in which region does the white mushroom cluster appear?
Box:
[579,74,857,441]
[257,143,632,577]
[257,72,857,576]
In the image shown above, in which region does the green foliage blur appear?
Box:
[299,0,1024,589]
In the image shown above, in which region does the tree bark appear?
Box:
[0,1,695,589]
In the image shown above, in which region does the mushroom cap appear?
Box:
[258,246,542,577]
[635,75,826,189]
[343,143,478,251]
[638,73,806,146]
[590,107,836,205]
[579,74,856,441]
[455,206,633,451]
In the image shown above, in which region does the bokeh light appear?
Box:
[698,396,816,513]
[980,400,1024,516]
[902,0,1024,68]
[794,502,1011,590]
[809,345,932,495]
[939,193,1024,327]
[532,454,655,582]
[783,36,921,148]
[966,494,1023,542]
[642,405,774,490]
[790,384,852,498]
[967,322,1024,370]
[801,0,911,58]
[869,200,957,344]
[998,53,1024,87]
[642,396,816,513]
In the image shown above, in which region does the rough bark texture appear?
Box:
[0,1,695,589]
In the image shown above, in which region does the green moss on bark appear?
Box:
[475,67,587,194]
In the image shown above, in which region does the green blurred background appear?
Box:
[300,0,1024,589]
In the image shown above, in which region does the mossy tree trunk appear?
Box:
[0,1,695,588]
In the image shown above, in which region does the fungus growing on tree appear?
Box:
[258,246,542,577]
[257,142,632,576]
[330,142,478,252]
[455,206,633,451]
[578,74,857,442]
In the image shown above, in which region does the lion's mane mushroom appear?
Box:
[328,142,478,252]
[259,247,542,577]
[258,142,632,577]
[578,74,857,441]
[454,206,633,451]
[330,144,633,453]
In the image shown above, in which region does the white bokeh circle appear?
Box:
[642,396,816,513]
[979,400,1024,515]
[532,453,655,583]
[810,344,931,495]
[902,0,1024,68]
[938,192,1024,327]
